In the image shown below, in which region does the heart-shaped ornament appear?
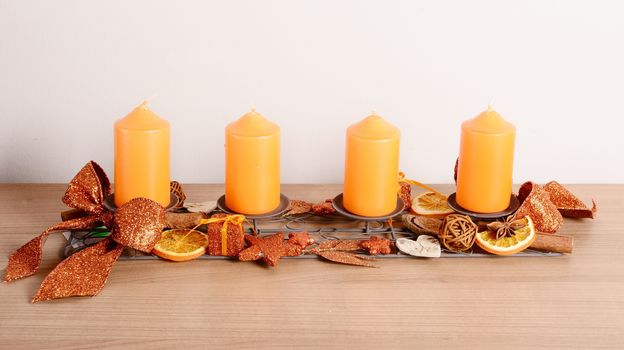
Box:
[396,236,441,258]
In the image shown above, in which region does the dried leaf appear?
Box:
[412,216,442,233]
[185,201,217,213]
[285,200,313,216]
[311,199,335,216]
[402,214,441,235]
[315,250,377,268]
[315,240,362,252]
[350,254,378,261]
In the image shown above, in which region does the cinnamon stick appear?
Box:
[530,233,573,253]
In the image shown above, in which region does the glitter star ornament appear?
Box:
[238,233,302,266]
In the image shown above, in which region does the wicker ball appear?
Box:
[169,181,186,208]
[439,214,477,252]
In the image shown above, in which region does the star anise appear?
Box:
[487,216,527,240]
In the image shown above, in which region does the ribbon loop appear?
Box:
[398,171,442,196]
[32,239,124,303]
[62,161,111,214]
[4,215,105,282]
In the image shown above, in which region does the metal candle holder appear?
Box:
[446,193,520,220]
[331,193,405,240]
[216,193,291,232]
[64,192,560,260]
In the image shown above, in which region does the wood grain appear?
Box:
[1,184,623,349]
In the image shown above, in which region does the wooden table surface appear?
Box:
[1,184,622,349]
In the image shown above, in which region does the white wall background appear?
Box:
[1,0,623,184]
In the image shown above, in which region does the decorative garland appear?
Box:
[3,161,597,302]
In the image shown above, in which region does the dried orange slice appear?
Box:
[152,229,208,262]
[411,192,454,217]
[475,216,536,256]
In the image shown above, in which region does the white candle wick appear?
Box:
[144,93,158,105]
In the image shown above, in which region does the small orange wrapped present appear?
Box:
[205,213,245,256]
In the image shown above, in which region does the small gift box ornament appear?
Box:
[205,213,246,256]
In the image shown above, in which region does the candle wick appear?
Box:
[372,109,377,116]
[143,93,158,105]
[250,104,256,112]
[488,98,494,111]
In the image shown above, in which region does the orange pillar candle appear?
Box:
[456,106,516,213]
[114,101,170,207]
[225,108,280,215]
[343,113,400,217]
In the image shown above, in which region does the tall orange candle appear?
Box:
[225,108,280,215]
[456,106,516,213]
[114,101,170,207]
[343,113,400,217]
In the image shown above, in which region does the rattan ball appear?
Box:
[169,181,186,208]
[439,214,477,252]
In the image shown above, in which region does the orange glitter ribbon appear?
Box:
[3,161,165,302]
[197,215,245,255]
[543,181,597,219]
[514,181,597,233]
[398,172,442,195]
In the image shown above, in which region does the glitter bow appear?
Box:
[451,158,597,233]
[197,214,245,256]
[514,181,597,233]
[3,161,165,302]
